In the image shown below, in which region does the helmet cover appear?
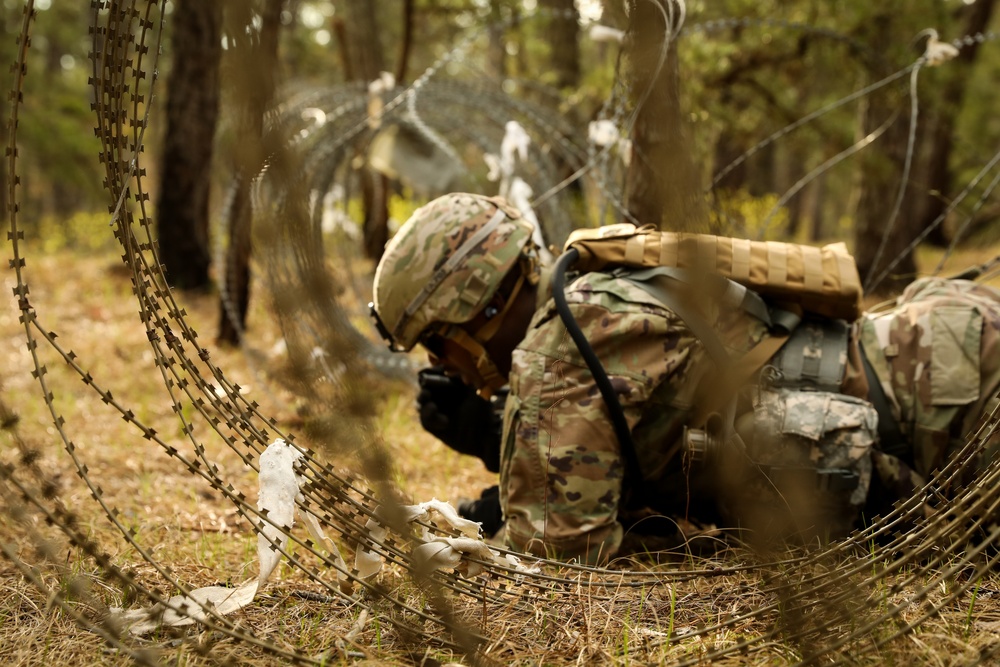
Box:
[372,193,534,351]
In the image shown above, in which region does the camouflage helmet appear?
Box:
[371,192,535,352]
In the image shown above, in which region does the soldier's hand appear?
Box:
[416,367,501,472]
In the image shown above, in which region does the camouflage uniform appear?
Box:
[372,194,1000,564]
[859,277,1000,500]
[500,269,771,564]
[501,273,1000,563]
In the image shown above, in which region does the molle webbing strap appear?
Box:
[801,245,824,292]
[731,238,751,282]
[697,235,717,269]
[658,235,678,266]
[818,327,847,385]
[624,234,645,265]
[835,246,858,297]
[767,242,788,286]
[624,266,757,321]
[563,224,864,321]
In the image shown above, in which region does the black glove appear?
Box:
[417,367,502,472]
[458,485,503,538]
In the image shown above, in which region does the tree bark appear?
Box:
[539,0,580,90]
[340,0,385,81]
[217,0,284,345]
[916,0,997,246]
[854,88,919,295]
[625,0,706,231]
[395,0,415,83]
[854,112,919,295]
[155,0,222,291]
[338,0,390,262]
[487,0,508,80]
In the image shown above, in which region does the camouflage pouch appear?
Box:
[727,387,877,542]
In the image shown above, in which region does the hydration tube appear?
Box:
[551,249,638,458]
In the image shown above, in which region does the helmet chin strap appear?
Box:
[427,253,538,397]
[444,328,506,398]
[473,269,525,343]
[445,266,529,397]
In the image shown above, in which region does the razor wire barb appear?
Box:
[4,1,1000,665]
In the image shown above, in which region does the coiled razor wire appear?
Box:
[4,1,1000,665]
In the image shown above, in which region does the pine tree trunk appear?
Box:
[339,0,390,262]
[155,0,222,291]
[539,0,580,90]
[625,0,707,231]
[916,0,997,247]
[854,108,919,296]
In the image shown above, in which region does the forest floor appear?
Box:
[0,236,999,665]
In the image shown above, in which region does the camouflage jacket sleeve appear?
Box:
[499,271,708,565]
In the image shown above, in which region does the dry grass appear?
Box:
[1,240,1000,666]
[9,0,1000,660]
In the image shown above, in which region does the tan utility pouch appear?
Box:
[564,223,864,321]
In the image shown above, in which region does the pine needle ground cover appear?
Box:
[1,241,1000,666]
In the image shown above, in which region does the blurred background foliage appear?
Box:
[3,0,1000,291]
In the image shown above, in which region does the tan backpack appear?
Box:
[562,223,864,321]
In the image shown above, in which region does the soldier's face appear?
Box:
[428,336,486,389]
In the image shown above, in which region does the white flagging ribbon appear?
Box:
[112,439,536,635]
